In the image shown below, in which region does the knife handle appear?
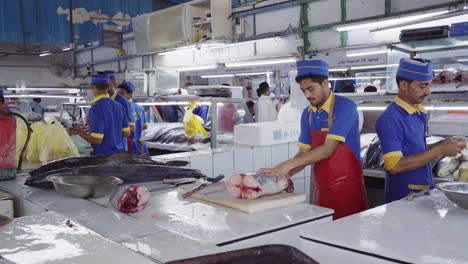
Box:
[182,183,207,199]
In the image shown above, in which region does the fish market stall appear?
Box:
[141,96,254,153]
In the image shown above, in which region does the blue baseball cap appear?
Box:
[90,73,109,85]
[296,60,329,77]
[103,70,116,81]
[120,80,135,93]
[397,58,434,82]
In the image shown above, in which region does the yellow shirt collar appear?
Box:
[394,96,427,114]
[110,91,117,100]
[90,93,109,106]
[128,99,133,102]
[308,92,334,113]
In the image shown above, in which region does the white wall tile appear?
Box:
[234,146,254,174]
[288,143,305,179]
[271,143,289,166]
[213,150,234,178]
[190,153,213,178]
[253,146,272,170]
[292,178,305,195]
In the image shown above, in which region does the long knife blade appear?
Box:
[182,175,224,199]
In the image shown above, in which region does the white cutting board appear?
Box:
[178,181,306,214]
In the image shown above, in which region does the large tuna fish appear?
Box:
[360,133,377,150]
[25,164,206,189]
[433,156,460,178]
[226,173,294,199]
[28,152,189,180]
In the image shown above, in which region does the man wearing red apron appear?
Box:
[260,60,368,219]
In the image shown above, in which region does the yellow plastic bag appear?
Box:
[39,118,79,164]
[25,122,48,163]
[15,115,27,162]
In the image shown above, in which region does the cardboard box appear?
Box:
[234,121,301,146]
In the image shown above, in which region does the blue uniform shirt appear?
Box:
[298,93,361,163]
[132,102,149,155]
[111,91,131,151]
[375,97,433,203]
[89,94,129,156]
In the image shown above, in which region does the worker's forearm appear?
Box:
[390,148,441,175]
[428,141,443,150]
[77,130,102,145]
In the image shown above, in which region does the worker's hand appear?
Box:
[67,127,80,135]
[258,161,294,178]
[438,138,465,157]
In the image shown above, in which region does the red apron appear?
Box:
[310,96,368,220]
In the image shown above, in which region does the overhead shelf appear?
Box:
[391,35,468,53]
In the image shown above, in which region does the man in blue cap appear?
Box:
[118,81,148,155]
[68,73,130,156]
[376,58,466,203]
[103,70,134,151]
[260,60,368,219]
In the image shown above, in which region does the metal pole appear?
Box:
[68,0,76,78]
[210,98,219,149]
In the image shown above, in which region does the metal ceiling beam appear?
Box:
[230,1,299,18]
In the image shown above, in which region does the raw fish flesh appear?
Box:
[455,70,468,83]
[25,164,206,189]
[226,173,293,199]
[433,156,460,178]
[454,161,468,182]
[432,70,456,84]
[110,186,150,214]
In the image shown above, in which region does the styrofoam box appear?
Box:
[0,190,13,218]
[234,121,300,146]
[429,114,468,137]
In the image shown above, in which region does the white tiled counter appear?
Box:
[0,175,331,263]
[0,211,159,264]
[91,187,334,247]
[300,190,468,264]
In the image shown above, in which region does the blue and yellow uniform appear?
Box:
[375,58,434,203]
[298,92,361,163]
[375,97,432,203]
[104,71,132,151]
[89,94,129,156]
[132,102,149,155]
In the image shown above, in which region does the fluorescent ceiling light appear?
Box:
[347,49,388,57]
[7,87,80,92]
[235,71,272,76]
[177,64,218,72]
[225,58,296,68]
[336,10,448,32]
[457,59,468,62]
[4,94,81,99]
[350,64,398,70]
[329,76,387,81]
[39,52,51,57]
[201,74,235,78]
[329,67,349,72]
[139,102,211,106]
[158,43,224,56]
[357,106,387,111]
[62,47,71,51]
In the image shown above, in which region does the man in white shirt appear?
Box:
[256,82,278,122]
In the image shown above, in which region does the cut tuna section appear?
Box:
[226,173,293,199]
[110,186,150,214]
